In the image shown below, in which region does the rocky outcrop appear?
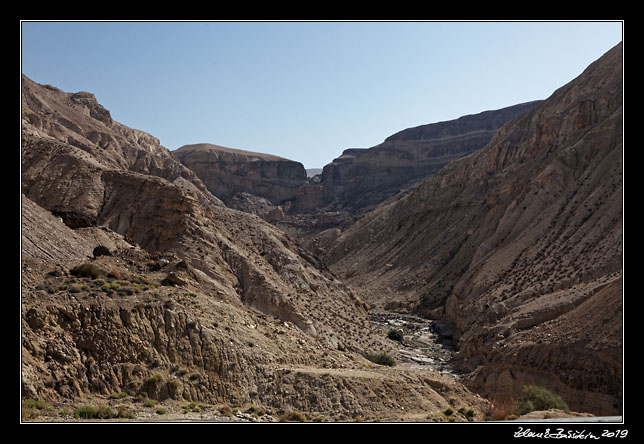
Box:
[461,277,622,416]
[21,76,211,189]
[324,43,623,415]
[226,192,285,222]
[20,74,374,355]
[21,74,223,227]
[169,102,541,242]
[172,143,308,206]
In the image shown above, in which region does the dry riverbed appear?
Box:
[368,311,460,376]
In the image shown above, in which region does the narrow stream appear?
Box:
[369,311,461,377]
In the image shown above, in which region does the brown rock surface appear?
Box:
[291,100,542,214]
[172,143,308,206]
[21,194,94,262]
[276,101,543,247]
[20,75,488,421]
[324,43,623,415]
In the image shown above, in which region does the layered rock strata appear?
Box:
[291,100,542,214]
[20,74,488,421]
[172,143,308,206]
[324,43,623,415]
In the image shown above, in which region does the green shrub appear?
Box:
[387,329,404,342]
[458,407,475,418]
[365,352,396,367]
[146,374,161,385]
[74,405,98,419]
[245,405,267,417]
[110,391,128,400]
[183,401,202,413]
[23,398,48,410]
[143,398,157,408]
[100,282,121,292]
[513,385,569,416]
[70,263,105,279]
[131,275,151,285]
[22,398,49,420]
[73,404,115,419]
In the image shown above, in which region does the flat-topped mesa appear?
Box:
[173,143,308,206]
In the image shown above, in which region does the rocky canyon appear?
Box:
[324,42,623,416]
[20,42,623,422]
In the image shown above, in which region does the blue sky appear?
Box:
[21,21,623,169]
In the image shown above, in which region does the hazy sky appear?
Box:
[21,21,623,169]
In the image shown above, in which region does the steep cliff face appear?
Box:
[173,143,308,206]
[21,75,223,228]
[324,43,623,415]
[385,101,544,142]
[295,101,542,213]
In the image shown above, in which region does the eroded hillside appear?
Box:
[323,43,623,415]
[20,75,490,422]
[20,41,623,421]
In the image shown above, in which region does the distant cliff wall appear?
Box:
[173,143,308,206]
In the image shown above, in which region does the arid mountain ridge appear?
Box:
[169,100,544,241]
[310,100,543,212]
[21,73,489,421]
[324,42,623,415]
[21,42,622,420]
